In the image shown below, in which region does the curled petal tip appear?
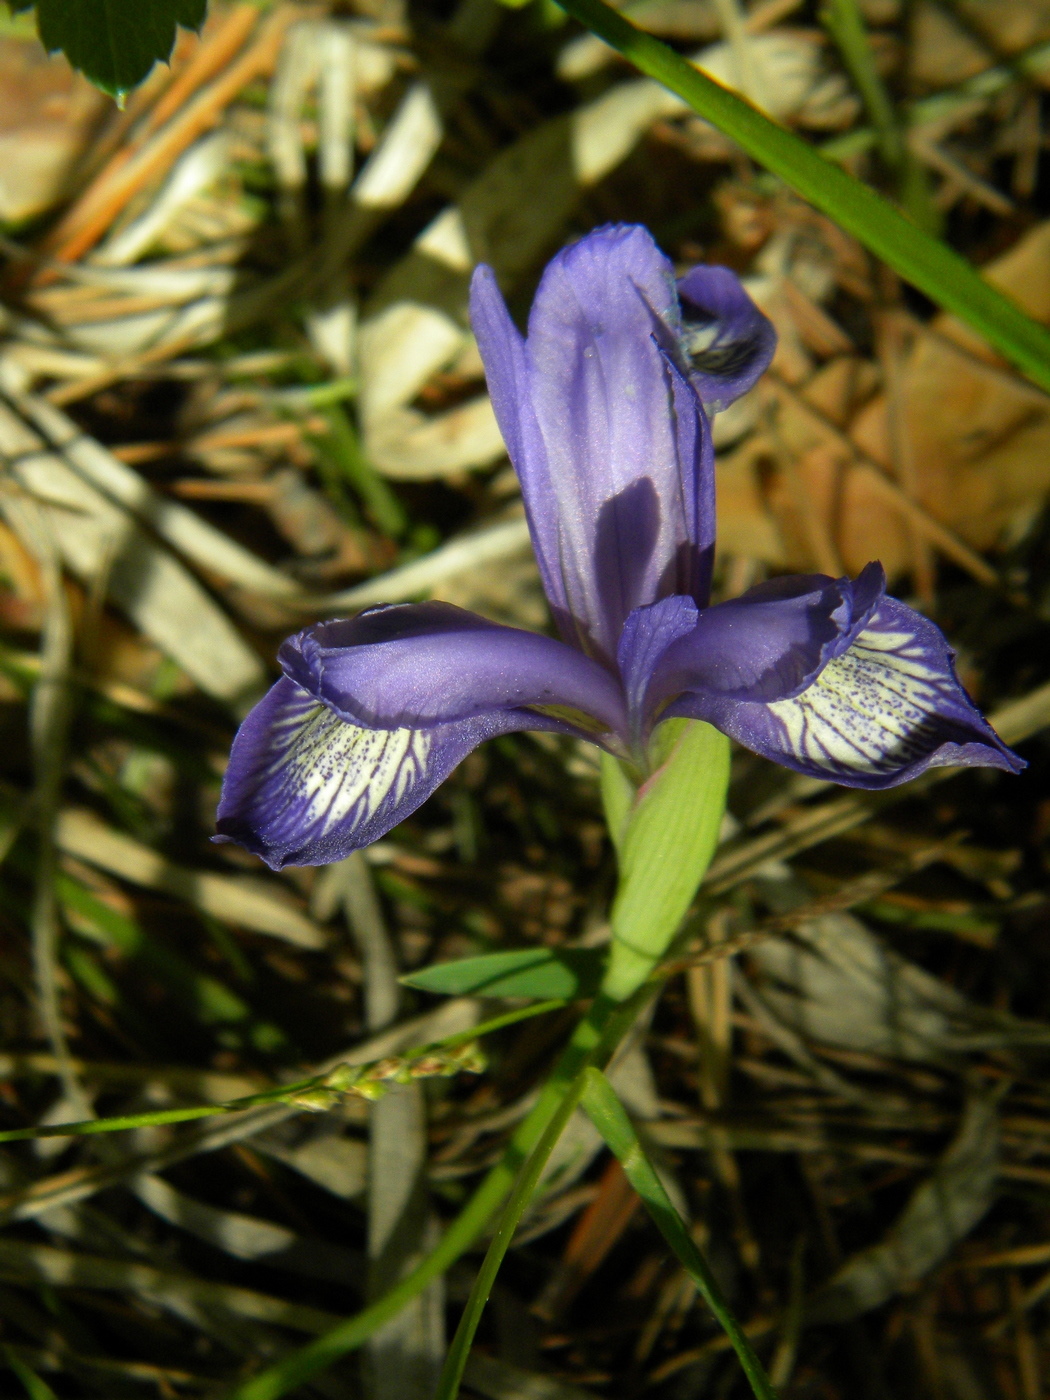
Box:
[676,263,777,414]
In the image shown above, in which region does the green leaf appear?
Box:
[579,1068,779,1400]
[603,719,730,1001]
[31,0,207,96]
[223,992,652,1400]
[434,1065,592,1400]
[5,1347,59,1400]
[401,947,603,999]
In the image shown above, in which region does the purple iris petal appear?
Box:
[676,264,777,414]
[279,602,629,737]
[668,593,1024,789]
[467,265,537,489]
[214,678,581,870]
[471,224,714,664]
[216,223,1022,869]
[616,595,699,736]
[648,563,884,713]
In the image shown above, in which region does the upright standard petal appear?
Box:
[214,678,535,869]
[616,595,699,742]
[669,593,1024,789]
[278,602,629,738]
[676,265,777,414]
[471,225,714,664]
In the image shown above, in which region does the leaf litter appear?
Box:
[4,0,1050,1397]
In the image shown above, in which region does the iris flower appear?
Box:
[215,225,1022,870]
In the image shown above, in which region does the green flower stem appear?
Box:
[580,1068,779,1400]
[226,989,653,1400]
[428,723,732,1400]
[434,1063,593,1400]
[551,0,1050,393]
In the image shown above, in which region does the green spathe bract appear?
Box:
[602,718,731,1001]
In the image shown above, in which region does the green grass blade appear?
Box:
[434,1066,591,1400]
[819,0,938,233]
[0,1001,565,1145]
[315,404,408,537]
[4,1346,59,1400]
[579,1067,779,1400]
[552,0,1050,394]
[58,874,272,1033]
[224,990,652,1400]
[820,0,902,170]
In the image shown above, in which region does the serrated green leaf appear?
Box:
[400,947,603,999]
[32,0,207,96]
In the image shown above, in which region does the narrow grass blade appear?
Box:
[820,0,902,170]
[317,404,408,537]
[819,0,937,232]
[579,1068,779,1400]
[552,0,1050,394]
[0,1001,565,1145]
[433,1068,591,1400]
[4,1346,59,1400]
[225,990,652,1400]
